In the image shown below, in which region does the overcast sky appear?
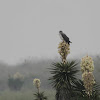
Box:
[0,0,100,64]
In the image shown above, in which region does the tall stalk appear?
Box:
[49,37,79,100]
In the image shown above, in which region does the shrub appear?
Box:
[8,72,24,91]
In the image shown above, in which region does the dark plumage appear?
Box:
[59,31,72,44]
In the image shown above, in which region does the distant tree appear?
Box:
[8,72,24,91]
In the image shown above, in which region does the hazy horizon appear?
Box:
[0,0,100,64]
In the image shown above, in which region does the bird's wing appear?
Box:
[62,33,69,41]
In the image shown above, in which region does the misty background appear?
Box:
[0,0,100,97]
[0,0,100,64]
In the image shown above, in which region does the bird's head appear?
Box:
[59,31,64,40]
[59,31,63,34]
[59,30,64,36]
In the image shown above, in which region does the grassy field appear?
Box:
[0,89,55,100]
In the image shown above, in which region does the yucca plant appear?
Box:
[73,80,100,100]
[34,92,47,100]
[33,78,48,100]
[76,55,100,100]
[49,61,79,100]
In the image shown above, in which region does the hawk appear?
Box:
[59,31,72,45]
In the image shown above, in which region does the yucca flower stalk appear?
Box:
[33,78,41,93]
[80,55,95,96]
[82,71,95,96]
[33,78,48,100]
[58,41,70,64]
[80,55,94,73]
[73,80,100,100]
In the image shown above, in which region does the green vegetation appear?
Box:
[73,80,100,100]
[34,92,48,100]
[33,78,48,100]
[0,90,55,100]
[8,72,24,91]
[0,56,100,100]
[49,61,79,100]
[48,39,100,100]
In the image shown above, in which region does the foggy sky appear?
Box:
[0,0,100,64]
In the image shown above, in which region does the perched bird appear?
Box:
[59,31,72,45]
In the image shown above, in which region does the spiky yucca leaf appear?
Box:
[34,92,47,100]
[49,61,79,89]
[49,61,79,100]
[73,80,100,100]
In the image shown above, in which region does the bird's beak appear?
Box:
[70,41,72,43]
